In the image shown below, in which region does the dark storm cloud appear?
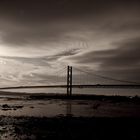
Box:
[0,0,123,20]
[0,0,140,86]
[0,0,140,46]
[75,39,140,67]
[71,38,140,82]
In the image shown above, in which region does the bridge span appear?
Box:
[1,66,140,96]
[0,84,140,90]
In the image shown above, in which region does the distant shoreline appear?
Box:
[0,90,140,102]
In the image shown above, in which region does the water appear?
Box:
[0,96,140,118]
[1,88,140,96]
[0,87,139,118]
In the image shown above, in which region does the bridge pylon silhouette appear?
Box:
[67,66,72,96]
[0,65,140,94]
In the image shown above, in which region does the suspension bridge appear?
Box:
[0,66,140,96]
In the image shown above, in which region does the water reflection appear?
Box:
[0,96,140,117]
[66,101,72,116]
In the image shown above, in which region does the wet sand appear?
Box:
[0,94,140,117]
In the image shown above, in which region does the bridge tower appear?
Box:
[67,66,72,96]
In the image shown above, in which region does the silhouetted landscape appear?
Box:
[0,91,139,139]
[0,0,140,139]
[0,116,140,140]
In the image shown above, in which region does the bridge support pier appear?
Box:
[67,66,72,96]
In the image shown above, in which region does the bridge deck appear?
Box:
[0,84,140,90]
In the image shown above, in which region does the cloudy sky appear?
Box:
[0,0,140,87]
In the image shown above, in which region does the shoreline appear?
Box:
[0,92,139,139]
[0,90,140,101]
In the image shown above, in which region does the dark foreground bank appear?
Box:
[0,116,140,140]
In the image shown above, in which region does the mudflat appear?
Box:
[0,93,139,139]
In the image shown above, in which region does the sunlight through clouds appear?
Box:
[0,0,140,86]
